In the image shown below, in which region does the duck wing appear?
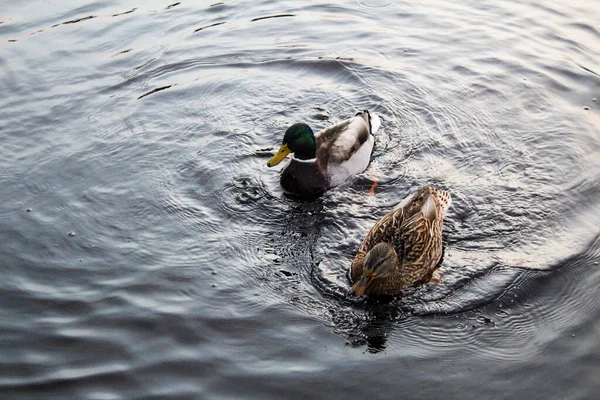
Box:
[395,187,451,283]
[315,114,371,168]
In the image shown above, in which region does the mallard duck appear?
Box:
[266,110,381,195]
[349,186,452,297]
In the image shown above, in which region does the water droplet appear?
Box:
[584,106,590,110]
[68,232,76,237]
[54,244,58,247]
[496,310,509,318]
[211,283,217,287]
[593,261,599,265]
[457,323,464,329]
[571,334,575,337]
[79,258,83,262]
[211,271,217,275]
[26,208,32,212]
[593,98,597,102]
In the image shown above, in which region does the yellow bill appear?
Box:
[267,144,291,167]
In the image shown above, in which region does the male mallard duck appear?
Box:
[266,110,381,195]
[349,186,452,297]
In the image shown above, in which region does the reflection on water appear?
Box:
[1,0,600,398]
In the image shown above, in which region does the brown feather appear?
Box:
[350,186,451,296]
[315,114,371,169]
[280,159,328,196]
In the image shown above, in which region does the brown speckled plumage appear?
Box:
[350,186,452,296]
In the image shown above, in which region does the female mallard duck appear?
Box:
[267,110,381,195]
[349,186,452,297]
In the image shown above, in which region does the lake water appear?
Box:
[1,0,599,398]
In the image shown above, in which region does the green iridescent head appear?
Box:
[267,123,316,167]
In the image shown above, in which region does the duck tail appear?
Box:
[369,112,382,134]
[355,110,382,134]
[432,188,452,219]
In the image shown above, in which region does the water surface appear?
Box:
[1,0,600,398]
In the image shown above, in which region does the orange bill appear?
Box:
[349,272,374,297]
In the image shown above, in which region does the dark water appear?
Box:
[1,0,600,398]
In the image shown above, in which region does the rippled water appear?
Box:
[1,0,600,398]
